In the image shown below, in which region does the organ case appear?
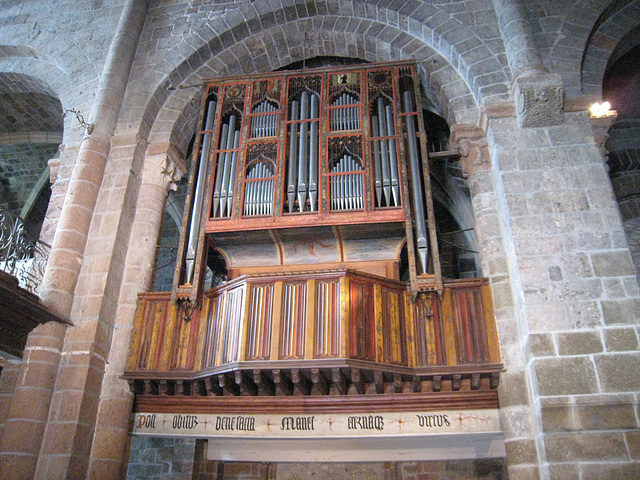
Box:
[175,61,442,299]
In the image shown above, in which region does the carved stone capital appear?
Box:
[589,113,618,165]
[514,74,564,128]
[47,143,80,184]
[142,145,186,192]
[450,125,491,179]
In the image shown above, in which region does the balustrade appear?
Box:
[0,204,49,294]
[125,271,501,397]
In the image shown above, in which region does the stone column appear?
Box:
[451,124,543,479]
[492,0,564,129]
[0,2,151,479]
[491,0,546,77]
[0,145,77,479]
[88,146,185,480]
[40,0,150,318]
[484,108,640,479]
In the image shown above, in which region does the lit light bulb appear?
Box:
[590,101,611,118]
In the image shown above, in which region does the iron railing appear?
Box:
[0,204,49,294]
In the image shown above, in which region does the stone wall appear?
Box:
[1,1,639,479]
[190,439,505,480]
[127,436,196,480]
[486,111,640,479]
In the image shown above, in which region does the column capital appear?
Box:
[590,112,618,165]
[142,143,187,191]
[450,125,491,179]
[514,73,564,128]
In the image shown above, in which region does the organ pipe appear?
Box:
[184,99,216,284]
[297,91,310,211]
[403,90,429,274]
[288,90,319,213]
[309,94,319,211]
[330,154,363,211]
[287,101,299,212]
[213,114,240,218]
[385,104,400,206]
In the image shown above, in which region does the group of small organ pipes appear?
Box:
[180,62,440,293]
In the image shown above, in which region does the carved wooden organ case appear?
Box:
[175,61,441,298]
[124,62,502,408]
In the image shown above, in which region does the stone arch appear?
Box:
[581,0,640,96]
[0,65,65,236]
[539,0,640,96]
[0,53,97,143]
[135,0,515,156]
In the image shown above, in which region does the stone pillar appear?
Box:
[484,107,640,479]
[0,0,148,478]
[451,124,543,479]
[88,147,185,480]
[491,0,546,77]
[39,0,150,319]
[0,320,68,479]
[0,145,76,478]
[0,359,20,447]
[492,0,564,130]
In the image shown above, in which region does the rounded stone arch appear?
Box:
[581,0,640,96]
[0,66,63,241]
[136,0,516,151]
[540,0,640,96]
[0,54,98,143]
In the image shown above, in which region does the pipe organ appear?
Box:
[175,61,443,296]
[125,61,502,416]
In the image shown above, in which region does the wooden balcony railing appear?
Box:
[125,271,501,399]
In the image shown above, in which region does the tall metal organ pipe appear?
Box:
[212,114,239,218]
[287,101,299,212]
[308,94,319,211]
[184,99,216,284]
[287,91,319,213]
[402,90,429,274]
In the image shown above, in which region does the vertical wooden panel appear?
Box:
[441,287,458,367]
[193,298,210,370]
[158,302,177,371]
[373,284,384,363]
[201,295,218,368]
[339,276,350,358]
[481,283,501,363]
[432,294,444,365]
[404,292,417,367]
[305,279,316,360]
[391,290,402,363]
[126,297,146,371]
[280,281,307,359]
[269,281,284,361]
[350,279,375,361]
[245,283,274,360]
[314,279,339,358]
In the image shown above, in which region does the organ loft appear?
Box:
[124,61,504,459]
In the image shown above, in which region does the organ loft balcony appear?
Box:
[124,61,503,412]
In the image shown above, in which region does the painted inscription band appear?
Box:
[132,409,500,438]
